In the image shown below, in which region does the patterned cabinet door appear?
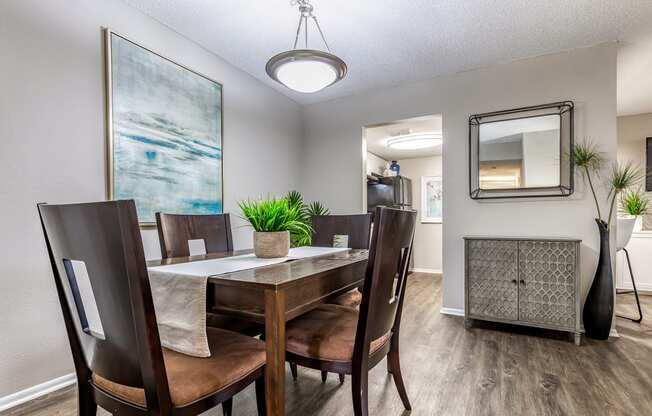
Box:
[518,241,576,329]
[467,240,518,321]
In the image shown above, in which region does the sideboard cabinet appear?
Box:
[464,237,582,345]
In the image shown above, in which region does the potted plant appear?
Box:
[238,197,312,258]
[573,141,643,339]
[620,188,649,232]
[286,191,330,247]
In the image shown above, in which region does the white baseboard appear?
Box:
[409,268,442,274]
[439,309,620,338]
[440,307,465,317]
[0,373,76,412]
[616,283,652,293]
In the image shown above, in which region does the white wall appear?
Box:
[366,152,388,176]
[299,43,618,313]
[617,113,652,229]
[0,0,302,398]
[480,140,523,161]
[397,157,443,272]
[522,130,560,187]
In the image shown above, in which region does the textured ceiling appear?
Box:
[123,0,652,107]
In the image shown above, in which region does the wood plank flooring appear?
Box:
[3,273,652,416]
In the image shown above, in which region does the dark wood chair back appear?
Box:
[156,213,233,258]
[311,214,372,249]
[38,200,169,408]
[355,207,416,356]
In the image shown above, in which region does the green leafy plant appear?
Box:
[284,191,331,247]
[606,162,644,228]
[286,190,305,211]
[620,188,649,217]
[305,201,330,217]
[573,140,644,229]
[238,197,312,242]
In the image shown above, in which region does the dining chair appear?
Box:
[39,201,266,416]
[156,212,263,337]
[285,206,416,416]
[312,213,372,309]
[156,212,234,258]
[292,213,372,383]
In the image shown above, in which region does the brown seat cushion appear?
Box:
[206,312,263,337]
[92,327,265,407]
[286,304,390,363]
[329,289,363,309]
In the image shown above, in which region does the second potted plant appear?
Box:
[620,188,649,232]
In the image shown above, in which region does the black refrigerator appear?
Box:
[367,175,412,212]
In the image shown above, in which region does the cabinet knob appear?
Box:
[511,279,517,284]
[519,279,526,285]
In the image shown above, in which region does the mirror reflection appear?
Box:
[479,114,560,190]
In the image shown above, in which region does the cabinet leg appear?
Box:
[464,318,472,329]
[574,332,581,346]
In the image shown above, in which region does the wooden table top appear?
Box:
[147,248,369,289]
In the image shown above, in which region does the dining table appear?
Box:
[147,247,369,416]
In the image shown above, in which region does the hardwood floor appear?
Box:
[3,273,652,416]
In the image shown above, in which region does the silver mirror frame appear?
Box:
[469,101,574,200]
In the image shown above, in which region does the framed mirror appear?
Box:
[469,101,574,199]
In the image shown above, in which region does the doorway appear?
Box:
[362,114,443,274]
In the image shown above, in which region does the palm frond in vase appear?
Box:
[572,141,605,221]
[606,162,644,228]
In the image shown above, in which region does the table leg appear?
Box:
[264,289,286,416]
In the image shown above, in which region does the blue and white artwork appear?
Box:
[108,32,222,224]
[421,176,442,223]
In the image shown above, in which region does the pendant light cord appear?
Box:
[312,15,331,52]
[291,0,332,52]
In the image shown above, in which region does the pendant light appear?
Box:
[266,0,347,93]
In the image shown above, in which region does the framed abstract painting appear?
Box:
[105,29,223,226]
[421,176,442,223]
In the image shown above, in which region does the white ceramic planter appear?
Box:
[253,231,290,258]
[617,216,637,250]
[634,215,643,232]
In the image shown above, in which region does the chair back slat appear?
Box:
[356,207,416,347]
[38,201,163,389]
[311,214,372,249]
[156,213,233,258]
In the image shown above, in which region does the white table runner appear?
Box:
[147,246,349,357]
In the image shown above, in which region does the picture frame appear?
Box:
[421,176,442,223]
[105,29,224,226]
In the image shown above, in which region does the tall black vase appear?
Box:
[582,219,614,340]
